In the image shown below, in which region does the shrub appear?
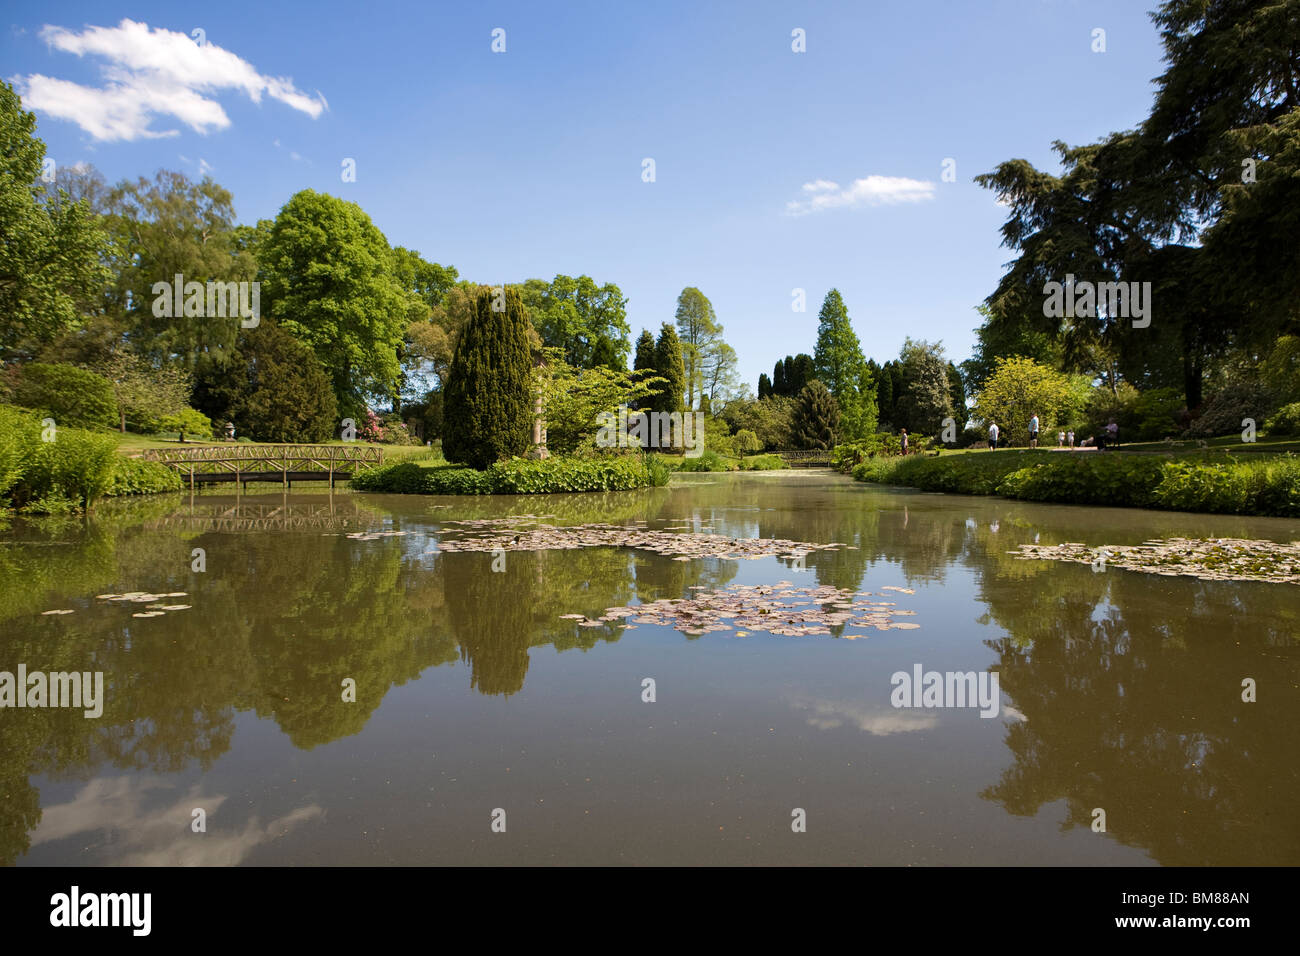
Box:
[995,455,1166,508]
[16,427,119,508]
[351,454,655,495]
[13,362,118,428]
[107,457,185,496]
[1264,402,1300,437]
[675,449,735,472]
[1151,456,1300,516]
[740,454,787,470]
[158,407,213,439]
[1186,377,1280,438]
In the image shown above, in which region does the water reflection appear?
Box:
[1,474,1297,865]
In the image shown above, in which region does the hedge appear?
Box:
[852,449,1300,517]
[351,455,657,495]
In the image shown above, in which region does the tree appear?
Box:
[443,286,534,469]
[757,373,773,400]
[674,287,725,409]
[792,380,840,449]
[790,354,816,395]
[772,360,786,396]
[973,357,1072,447]
[260,190,409,419]
[0,81,110,359]
[535,348,663,455]
[813,291,875,440]
[12,363,117,429]
[652,323,686,414]
[895,339,954,437]
[947,362,967,427]
[875,361,895,424]
[92,350,192,433]
[721,395,795,449]
[192,324,337,442]
[104,169,256,375]
[521,275,630,369]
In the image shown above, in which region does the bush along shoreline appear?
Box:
[847,449,1300,518]
[0,407,183,514]
[351,454,672,495]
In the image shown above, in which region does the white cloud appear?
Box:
[786,174,936,216]
[786,695,940,735]
[32,775,325,866]
[15,19,326,142]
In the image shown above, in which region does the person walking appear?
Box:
[988,421,999,450]
[1029,413,1040,449]
[1057,430,1065,448]
[1067,429,1075,449]
[900,428,909,456]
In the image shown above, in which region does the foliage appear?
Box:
[675,449,735,472]
[103,169,255,374]
[443,286,535,469]
[1264,402,1300,437]
[896,338,954,437]
[105,457,185,496]
[535,347,663,455]
[792,380,840,449]
[12,363,118,428]
[92,350,192,433]
[521,274,630,369]
[351,454,655,494]
[674,286,725,408]
[194,323,338,443]
[158,407,213,439]
[812,290,875,439]
[720,395,795,450]
[1185,375,1282,438]
[972,357,1072,446]
[739,453,788,471]
[1,420,120,510]
[0,81,110,358]
[260,189,409,417]
[852,447,1300,518]
[651,323,686,414]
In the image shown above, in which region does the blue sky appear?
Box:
[5,0,1166,391]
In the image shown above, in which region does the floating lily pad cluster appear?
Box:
[434,520,854,562]
[1011,537,1300,585]
[560,581,919,637]
[94,591,192,618]
[342,530,415,541]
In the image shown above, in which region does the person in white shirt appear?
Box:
[988,422,999,450]
[1029,413,1040,448]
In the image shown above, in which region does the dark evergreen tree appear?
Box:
[633,329,657,409]
[652,323,686,413]
[946,362,966,424]
[590,335,621,371]
[773,359,787,396]
[792,380,840,449]
[875,360,895,424]
[791,353,816,394]
[193,323,338,442]
[757,372,772,400]
[443,286,534,469]
[782,356,796,395]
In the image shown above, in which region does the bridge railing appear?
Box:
[141,444,384,476]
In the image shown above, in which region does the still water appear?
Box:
[3,471,1297,866]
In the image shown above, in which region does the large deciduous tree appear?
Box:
[260,189,409,419]
[0,81,110,359]
[521,274,630,369]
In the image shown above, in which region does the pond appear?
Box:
[2,471,1297,866]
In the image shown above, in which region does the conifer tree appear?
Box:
[652,323,686,413]
[792,380,840,449]
[443,286,534,469]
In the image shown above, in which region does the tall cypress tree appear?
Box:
[772,359,786,397]
[757,372,772,400]
[632,329,657,410]
[443,286,534,469]
[791,353,815,394]
[652,323,686,413]
[782,356,796,395]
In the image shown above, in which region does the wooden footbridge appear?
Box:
[141,444,384,489]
